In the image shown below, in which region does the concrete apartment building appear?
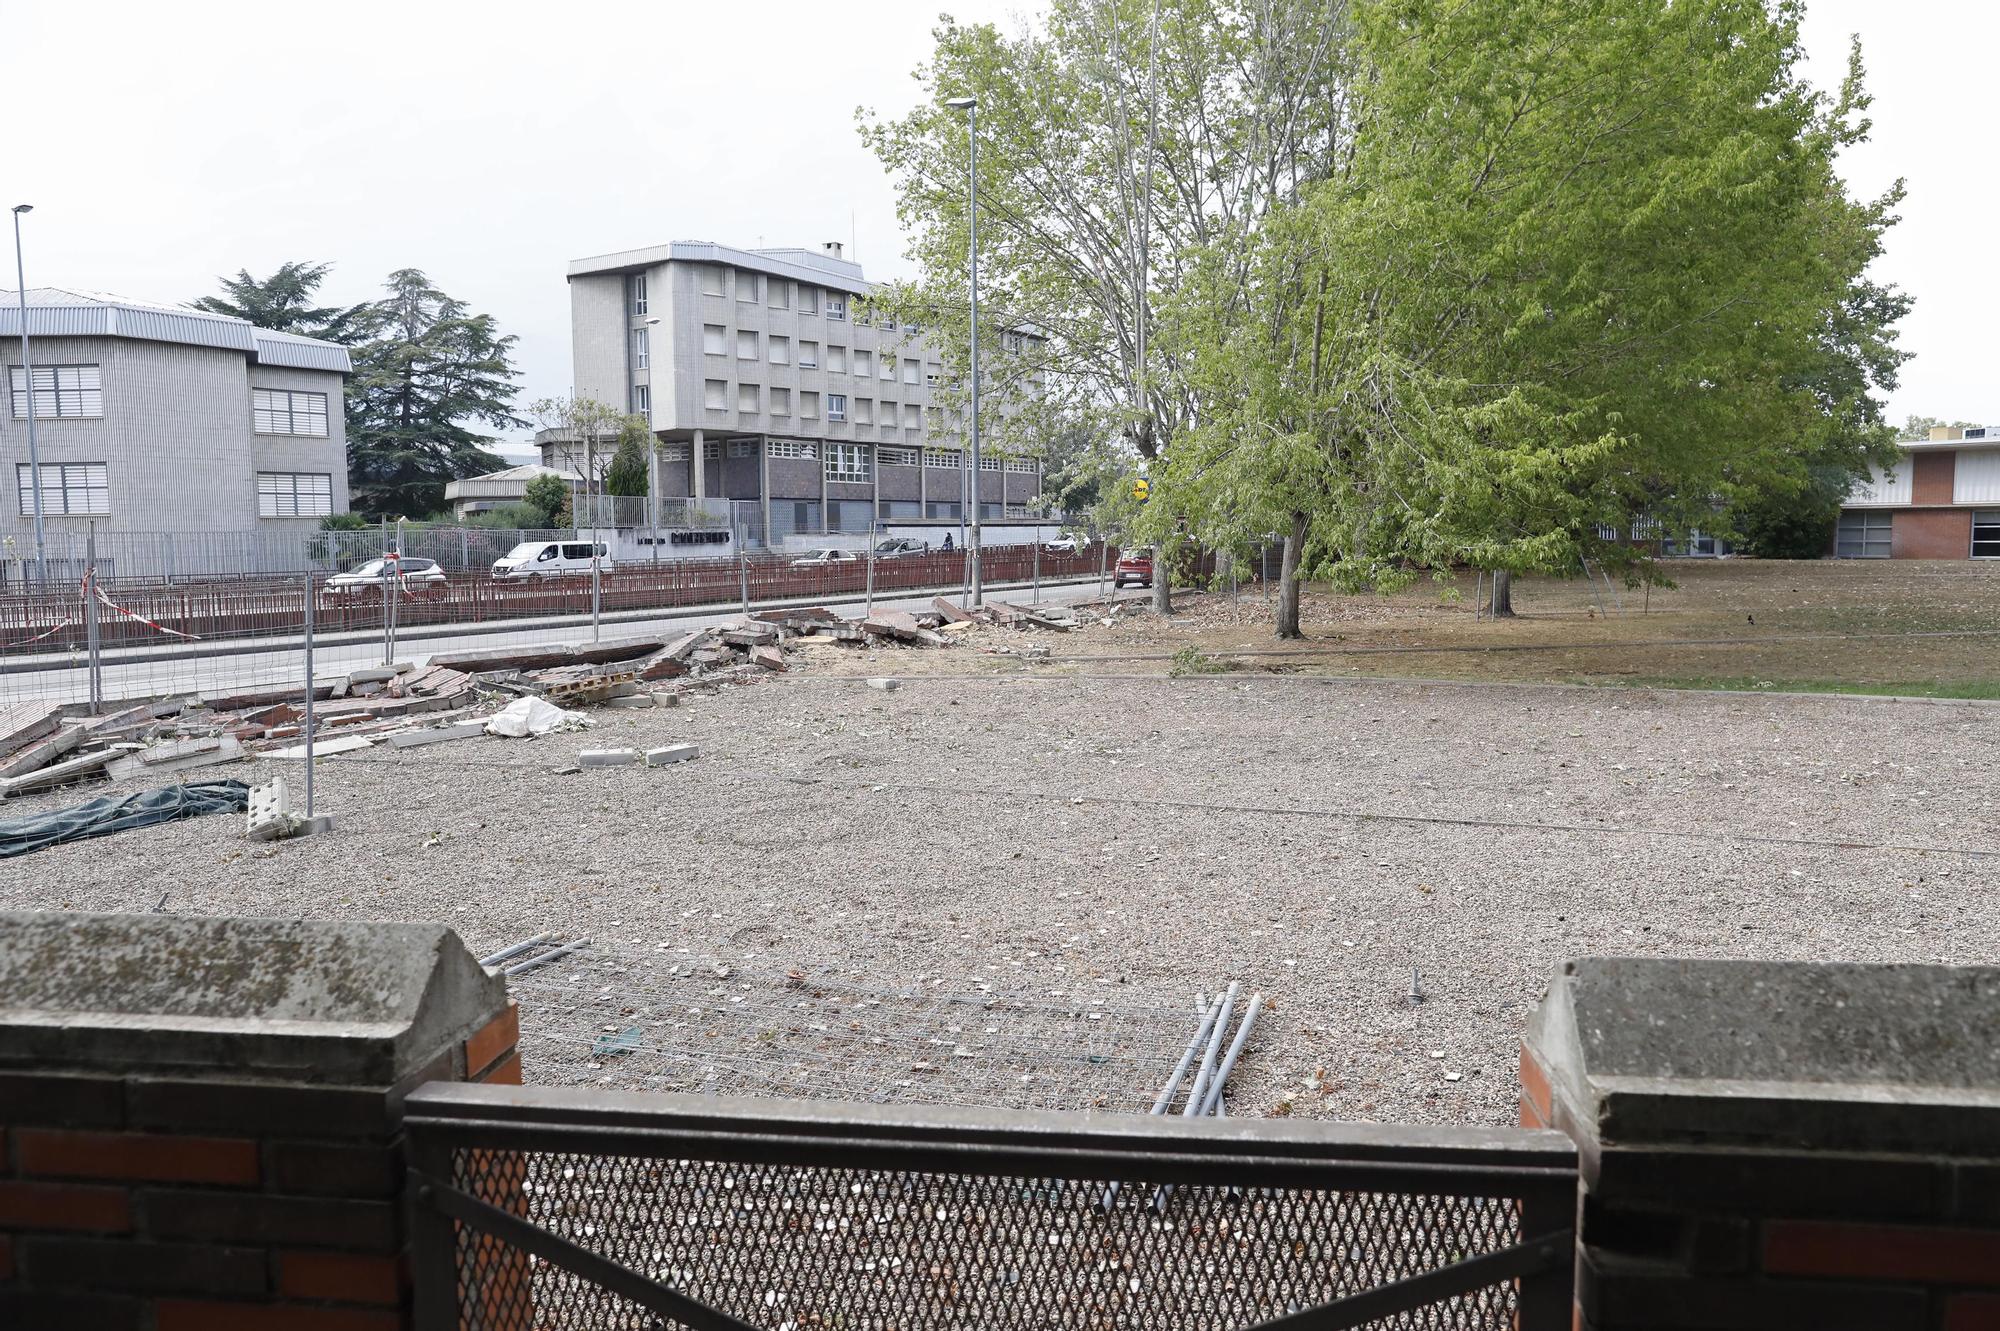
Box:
[0,288,351,570]
[1837,423,2000,558]
[560,240,1043,544]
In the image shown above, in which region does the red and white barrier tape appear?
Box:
[89,574,202,640]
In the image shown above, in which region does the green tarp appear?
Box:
[0,780,249,858]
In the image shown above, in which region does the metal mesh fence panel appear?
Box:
[447,1146,1530,1331]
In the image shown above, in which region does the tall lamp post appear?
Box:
[944,95,982,605]
[11,205,48,585]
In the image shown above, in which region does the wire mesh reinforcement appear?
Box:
[448,1147,1530,1331]
[509,951,1220,1115]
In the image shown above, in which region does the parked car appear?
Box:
[491,540,613,580]
[873,537,932,558]
[1043,534,1081,554]
[790,548,861,567]
[325,557,448,598]
[1113,549,1155,588]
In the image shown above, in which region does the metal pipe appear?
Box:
[1195,991,1263,1117]
[1182,980,1238,1120]
[303,567,316,818]
[865,520,876,618]
[479,932,555,968]
[82,524,102,713]
[1103,993,1218,1210]
[504,937,592,977]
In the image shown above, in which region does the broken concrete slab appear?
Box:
[862,611,923,642]
[268,734,376,760]
[424,643,575,674]
[0,726,85,781]
[580,748,642,767]
[387,722,488,749]
[348,668,397,686]
[644,744,699,766]
[246,778,301,842]
[0,701,69,760]
[749,645,787,672]
[104,735,247,783]
[0,747,120,798]
[570,637,664,667]
[602,694,655,710]
[932,597,973,624]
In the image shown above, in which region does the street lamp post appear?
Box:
[10,205,48,585]
[945,96,982,605]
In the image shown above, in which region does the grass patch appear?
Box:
[1612,675,2000,700]
[1168,645,1234,677]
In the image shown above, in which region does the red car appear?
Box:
[1113,550,1154,588]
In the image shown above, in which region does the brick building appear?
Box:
[0,289,352,576]
[560,239,1045,546]
[1836,423,2000,559]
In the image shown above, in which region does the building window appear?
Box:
[770,387,791,416]
[980,455,1002,471]
[9,365,103,419]
[633,327,650,369]
[630,273,648,315]
[729,439,757,458]
[826,443,871,483]
[769,280,789,310]
[737,270,759,302]
[1974,511,2000,558]
[854,398,874,425]
[658,443,690,462]
[827,346,847,374]
[926,365,942,386]
[925,501,963,519]
[1835,510,1892,559]
[700,266,725,296]
[880,499,921,520]
[632,384,650,416]
[1006,458,1037,473]
[769,439,819,460]
[704,324,727,355]
[879,355,895,382]
[799,341,819,368]
[704,379,728,410]
[880,446,919,466]
[256,471,332,518]
[704,439,723,460]
[800,391,820,420]
[799,286,818,317]
[903,359,920,385]
[769,335,790,365]
[252,388,329,437]
[903,404,921,429]
[737,330,758,360]
[738,383,759,413]
[17,462,109,516]
[924,448,961,467]
[827,393,847,422]
[826,293,847,321]
[855,349,873,377]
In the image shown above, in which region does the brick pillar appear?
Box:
[0,911,512,1330]
[1523,958,2000,1331]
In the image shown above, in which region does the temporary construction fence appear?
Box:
[0,538,1122,711]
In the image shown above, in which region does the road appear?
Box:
[3,575,1112,707]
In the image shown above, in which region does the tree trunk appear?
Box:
[1489,569,1515,618]
[1276,512,1307,639]
[1151,545,1172,613]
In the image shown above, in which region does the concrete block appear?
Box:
[387,722,488,749]
[867,678,900,691]
[246,778,300,842]
[347,668,396,686]
[269,734,376,760]
[644,744,699,767]
[580,748,641,767]
[602,695,655,709]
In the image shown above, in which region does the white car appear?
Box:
[491,540,614,580]
[873,537,932,558]
[790,548,861,567]
[1043,535,1081,554]
[326,557,448,598]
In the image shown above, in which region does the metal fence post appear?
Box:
[1098,534,1109,603]
[303,568,316,819]
[738,515,750,615]
[459,525,468,570]
[590,542,602,644]
[1033,536,1041,604]
[82,525,103,714]
[865,521,877,619]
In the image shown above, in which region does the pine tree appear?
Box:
[191,261,371,344]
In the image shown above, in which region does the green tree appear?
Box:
[604,416,653,497]
[1897,416,1978,441]
[345,270,523,518]
[191,261,371,344]
[521,473,568,528]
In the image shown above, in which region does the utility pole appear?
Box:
[11,205,48,585]
[945,96,983,605]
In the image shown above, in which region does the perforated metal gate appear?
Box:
[407,1085,1577,1331]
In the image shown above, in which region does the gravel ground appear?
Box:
[5,669,1994,1127]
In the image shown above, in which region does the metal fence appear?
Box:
[406,1083,1578,1331]
[0,539,1121,711]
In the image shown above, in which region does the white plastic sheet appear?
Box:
[484,696,590,738]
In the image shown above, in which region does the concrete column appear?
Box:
[1524,957,2000,1331]
[0,910,518,1331]
[692,429,706,503]
[759,435,771,550]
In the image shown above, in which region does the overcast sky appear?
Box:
[6,0,1990,449]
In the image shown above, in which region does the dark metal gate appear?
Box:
[406,1083,1577,1330]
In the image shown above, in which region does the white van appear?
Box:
[491,540,614,580]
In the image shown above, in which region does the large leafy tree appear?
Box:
[1168,0,1907,627]
[603,416,653,497]
[345,270,524,518]
[191,261,371,345]
[864,0,1346,609]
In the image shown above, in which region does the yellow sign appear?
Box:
[1132,477,1151,502]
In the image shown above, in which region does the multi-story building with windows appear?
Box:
[0,288,352,561]
[561,240,1044,544]
[1836,423,2000,559]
